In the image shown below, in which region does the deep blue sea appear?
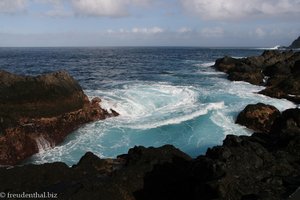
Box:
[0,47,296,165]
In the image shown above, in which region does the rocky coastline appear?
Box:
[213,50,300,103]
[0,51,300,199]
[0,105,299,200]
[0,70,118,165]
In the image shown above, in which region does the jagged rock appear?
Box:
[228,71,264,85]
[0,70,119,165]
[0,122,299,200]
[289,36,300,49]
[259,73,300,103]
[0,108,299,199]
[213,51,300,103]
[236,103,281,132]
[0,145,191,200]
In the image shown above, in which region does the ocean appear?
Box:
[0,47,296,165]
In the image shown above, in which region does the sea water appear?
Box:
[0,47,296,165]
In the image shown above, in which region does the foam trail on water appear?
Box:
[194,62,215,67]
[255,45,282,50]
[131,102,224,129]
[86,83,211,129]
[28,76,296,166]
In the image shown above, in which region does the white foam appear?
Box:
[211,110,252,137]
[29,76,297,165]
[132,102,224,129]
[255,45,282,50]
[86,83,225,130]
[194,62,215,67]
[35,136,52,153]
[232,56,245,59]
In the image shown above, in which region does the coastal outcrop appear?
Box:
[0,107,299,200]
[289,36,300,49]
[213,50,300,103]
[0,70,118,165]
[236,103,280,132]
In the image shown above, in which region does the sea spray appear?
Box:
[35,136,52,152]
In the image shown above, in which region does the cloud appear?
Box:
[200,27,224,37]
[33,0,72,17]
[132,27,164,34]
[0,0,153,17]
[177,27,192,33]
[180,0,300,20]
[106,27,164,35]
[0,0,27,14]
[71,0,151,17]
[255,27,267,38]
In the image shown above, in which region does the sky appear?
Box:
[0,0,300,47]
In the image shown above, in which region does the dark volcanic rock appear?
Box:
[0,145,191,200]
[228,71,264,85]
[0,70,119,165]
[213,50,300,103]
[0,70,86,120]
[289,36,300,49]
[236,103,281,132]
[0,108,299,200]
[259,73,300,103]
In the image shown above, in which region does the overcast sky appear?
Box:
[0,0,299,47]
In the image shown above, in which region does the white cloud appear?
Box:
[177,27,192,33]
[105,27,164,35]
[33,0,72,17]
[201,27,224,37]
[71,0,151,17]
[132,27,164,34]
[255,27,267,38]
[0,0,27,14]
[180,0,300,20]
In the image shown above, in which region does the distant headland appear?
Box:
[289,36,300,49]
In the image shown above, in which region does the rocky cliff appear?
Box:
[213,50,300,103]
[289,36,300,49]
[0,70,118,165]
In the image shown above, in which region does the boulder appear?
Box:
[236,103,281,132]
[0,70,118,165]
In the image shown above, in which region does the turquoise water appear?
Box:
[0,47,296,165]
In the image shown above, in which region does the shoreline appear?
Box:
[0,50,299,199]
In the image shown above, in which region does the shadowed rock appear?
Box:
[213,50,300,103]
[0,108,299,200]
[0,70,119,165]
[289,36,300,49]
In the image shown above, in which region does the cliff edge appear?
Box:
[0,70,118,165]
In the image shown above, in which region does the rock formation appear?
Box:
[0,70,118,165]
[0,106,299,200]
[236,103,280,132]
[289,36,300,49]
[213,50,300,103]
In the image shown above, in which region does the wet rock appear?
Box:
[0,145,192,200]
[0,70,118,165]
[213,50,300,103]
[236,103,281,132]
[0,122,299,200]
[228,71,264,85]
